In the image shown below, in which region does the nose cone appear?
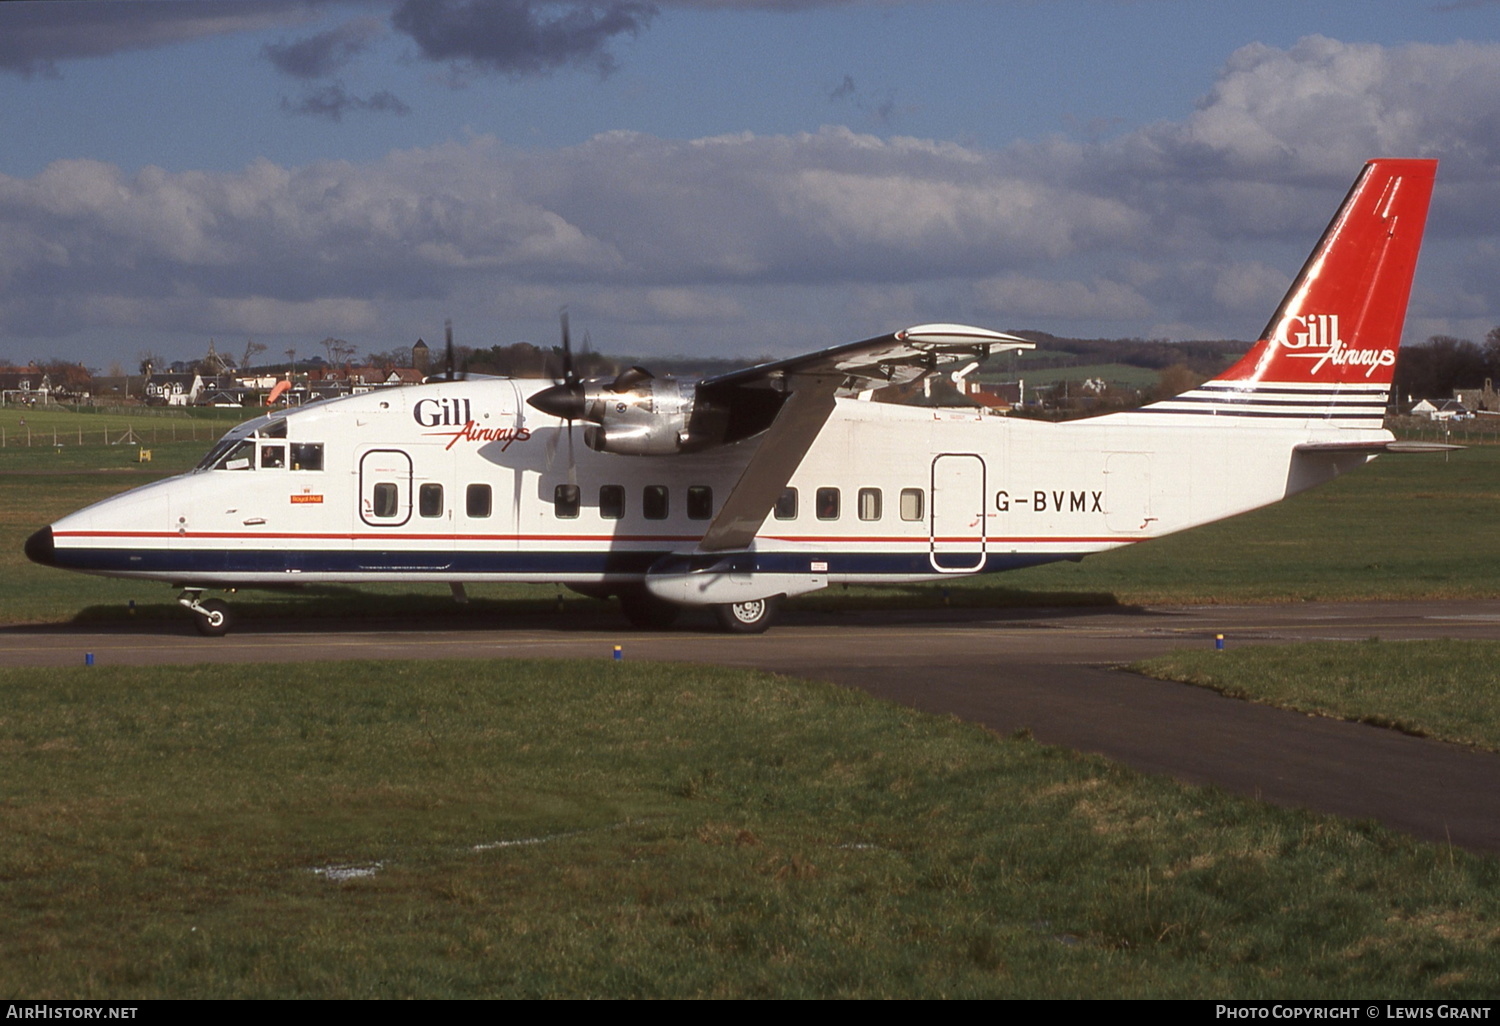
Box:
[527,382,589,421]
[24,526,56,567]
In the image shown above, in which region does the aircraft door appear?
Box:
[359,449,413,527]
[930,453,987,572]
[1105,453,1153,533]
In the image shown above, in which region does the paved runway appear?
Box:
[5,599,1500,852]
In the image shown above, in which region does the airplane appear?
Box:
[25,158,1439,636]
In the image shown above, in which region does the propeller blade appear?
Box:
[560,308,576,385]
[444,319,456,382]
[610,366,654,393]
[566,416,578,488]
[545,423,560,470]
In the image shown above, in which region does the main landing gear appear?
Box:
[616,588,782,633]
[178,589,232,637]
[712,595,780,635]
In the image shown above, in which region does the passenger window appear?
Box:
[900,488,924,522]
[687,486,713,521]
[419,483,444,518]
[774,488,797,520]
[290,443,324,471]
[643,485,668,520]
[260,444,285,470]
[858,488,881,521]
[466,483,492,518]
[599,485,625,520]
[371,483,399,518]
[554,484,581,518]
[816,487,840,520]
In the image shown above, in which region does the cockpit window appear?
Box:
[197,436,241,471]
[222,440,257,471]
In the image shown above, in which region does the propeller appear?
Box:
[532,309,586,485]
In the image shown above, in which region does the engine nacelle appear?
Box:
[583,378,707,455]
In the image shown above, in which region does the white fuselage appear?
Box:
[42,376,1378,599]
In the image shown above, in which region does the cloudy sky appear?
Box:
[3,0,1498,370]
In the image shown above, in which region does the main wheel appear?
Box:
[619,589,681,630]
[193,598,232,637]
[713,595,780,634]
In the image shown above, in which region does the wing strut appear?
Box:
[696,376,841,553]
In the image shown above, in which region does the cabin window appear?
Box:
[774,488,797,520]
[687,486,713,521]
[260,444,285,470]
[643,485,669,520]
[290,443,324,471]
[816,487,840,520]
[466,483,492,518]
[371,483,399,519]
[900,488,924,522]
[599,485,625,520]
[419,483,444,518]
[260,419,287,439]
[858,488,882,521]
[554,484,581,518]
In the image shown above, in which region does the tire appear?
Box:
[713,595,780,634]
[193,598,232,637]
[619,589,681,630]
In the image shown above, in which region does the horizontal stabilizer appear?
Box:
[1295,440,1463,455]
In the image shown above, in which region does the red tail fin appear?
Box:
[1216,159,1437,387]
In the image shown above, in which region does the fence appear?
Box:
[0,420,216,448]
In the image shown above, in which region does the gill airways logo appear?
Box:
[1276,314,1395,378]
[413,397,531,451]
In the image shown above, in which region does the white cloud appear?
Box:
[6,35,1500,360]
[972,275,1152,321]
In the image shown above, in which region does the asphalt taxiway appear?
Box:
[4,599,1499,852]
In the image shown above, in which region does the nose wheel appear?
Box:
[178,590,233,637]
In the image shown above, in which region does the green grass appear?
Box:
[3,658,1499,999]
[1133,640,1500,751]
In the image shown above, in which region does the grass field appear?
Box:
[1134,640,1500,752]
[4,659,1499,999]
[5,411,1500,998]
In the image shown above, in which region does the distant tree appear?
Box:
[1393,335,1489,400]
[137,351,165,375]
[1143,363,1206,403]
[241,340,267,371]
[364,346,413,373]
[33,359,92,393]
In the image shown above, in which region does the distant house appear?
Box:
[1412,398,1470,421]
[0,367,53,405]
[963,380,1023,413]
[1454,380,1500,415]
[145,373,204,405]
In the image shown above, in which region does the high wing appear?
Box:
[698,322,1033,395]
[695,324,1032,552]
